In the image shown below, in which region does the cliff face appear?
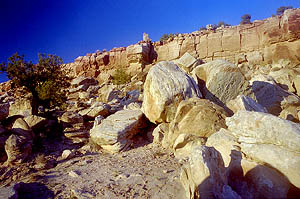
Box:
[65,8,300,82]
[155,8,300,64]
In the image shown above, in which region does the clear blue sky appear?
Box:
[0,0,300,82]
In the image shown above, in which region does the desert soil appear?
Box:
[0,133,186,199]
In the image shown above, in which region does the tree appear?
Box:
[276,6,293,16]
[240,14,251,25]
[160,33,176,42]
[218,21,231,27]
[0,53,69,115]
[160,34,169,42]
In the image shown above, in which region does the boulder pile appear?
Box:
[1,9,300,198]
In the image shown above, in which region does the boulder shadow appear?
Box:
[197,78,234,116]
[251,81,294,116]
[11,182,54,199]
[196,149,300,198]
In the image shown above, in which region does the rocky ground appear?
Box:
[1,9,300,198]
[0,132,186,199]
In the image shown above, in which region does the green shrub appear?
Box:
[112,68,131,85]
[276,6,293,16]
[218,21,231,27]
[0,53,69,115]
[240,14,251,25]
[160,33,175,42]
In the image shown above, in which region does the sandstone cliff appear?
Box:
[65,8,300,82]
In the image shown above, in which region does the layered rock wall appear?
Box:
[64,42,155,82]
[154,9,300,64]
[65,9,300,81]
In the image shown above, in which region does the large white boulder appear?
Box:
[192,59,249,106]
[142,61,201,124]
[90,109,147,153]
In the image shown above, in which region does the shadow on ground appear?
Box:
[11,182,54,199]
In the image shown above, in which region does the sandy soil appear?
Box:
[0,133,187,199]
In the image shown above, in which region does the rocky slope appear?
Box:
[64,9,300,83]
[0,8,300,199]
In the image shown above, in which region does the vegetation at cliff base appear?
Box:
[112,68,132,85]
[0,53,69,115]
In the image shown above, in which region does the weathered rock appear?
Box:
[152,123,169,145]
[155,39,181,61]
[242,163,291,199]
[9,98,32,117]
[24,115,48,131]
[268,67,300,93]
[120,90,140,107]
[90,109,147,153]
[226,111,300,188]
[64,9,300,80]
[97,84,121,103]
[59,111,84,125]
[5,134,32,165]
[69,84,90,93]
[63,123,90,145]
[93,115,105,128]
[61,149,75,160]
[206,128,239,167]
[0,92,14,104]
[78,102,111,119]
[0,102,9,121]
[143,32,151,42]
[279,105,300,122]
[34,154,56,170]
[64,129,89,139]
[180,146,240,199]
[124,102,142,110]
[250,74,300,115]
[175,52,201,73]
[226,95,267,113]
[142,61,201,124]
[126,44,149,63]
[193,59,249,108]
[294,75,300,96]
[71,76,98,87]
[167,98,228,149]
[207,125,296,198]
[0,81,12,95]
[12,118,34,140]
[86,85,100,94]
[173,134,205,160]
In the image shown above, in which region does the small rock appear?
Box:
[61,149,75,160]
[71,189,95,199]
[69,170,80,178]
[116,173,130,180]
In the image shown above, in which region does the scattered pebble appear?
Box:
[68,170,80,178]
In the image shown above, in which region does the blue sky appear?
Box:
[1,0,300,82]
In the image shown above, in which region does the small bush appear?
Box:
[218,21,231,27]
[276,6,293,16]
[199,26,207,31]
[160,33,176,42]
[112,68,131,85]
[240,14,251,25]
